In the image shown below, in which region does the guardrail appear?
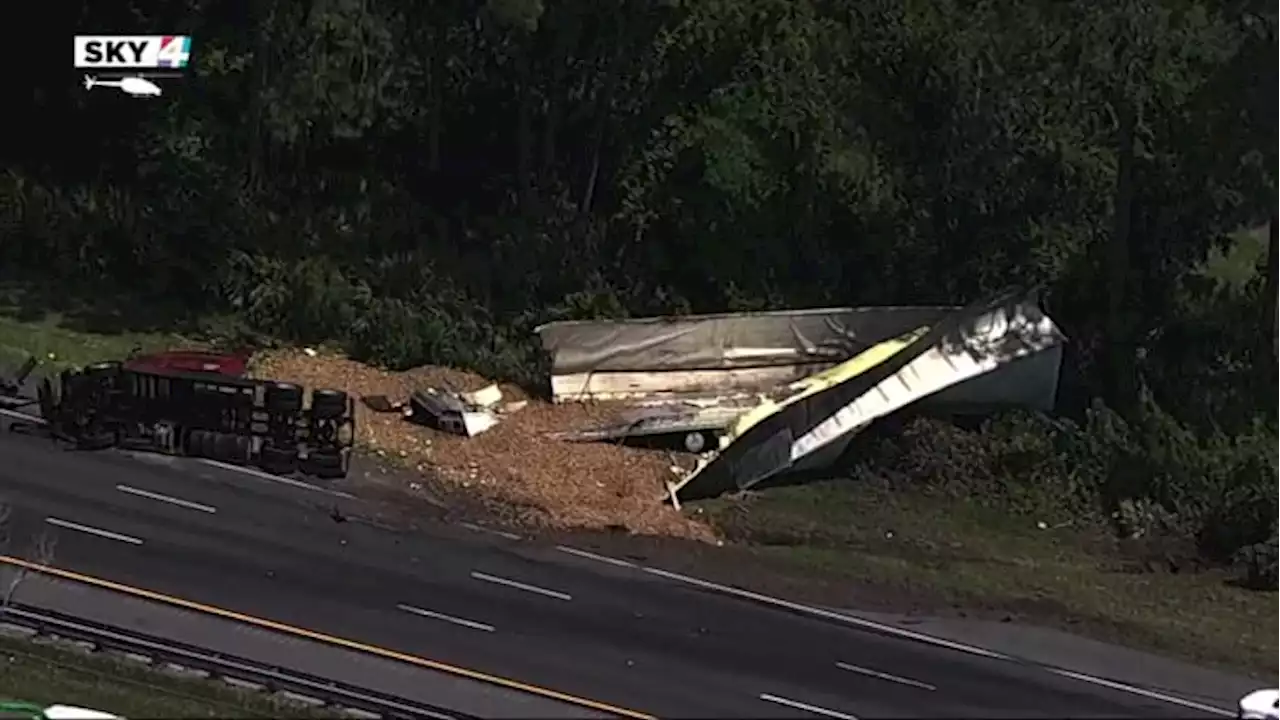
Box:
[0,604,474,720]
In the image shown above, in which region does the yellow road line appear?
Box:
[0,555,656,720]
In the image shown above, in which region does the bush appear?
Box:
[1233,534,1279,590]
[216,250,553,385]
[854,397,1279,580]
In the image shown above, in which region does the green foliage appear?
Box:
[858,399,1278,583]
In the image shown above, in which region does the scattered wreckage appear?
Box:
[0,348,355,479]
[0,286,1064,506]
[361,382,526,437]
[537,286,1066,505]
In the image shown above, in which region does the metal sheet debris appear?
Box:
[667,287,1066,502]
[361,383,517,438]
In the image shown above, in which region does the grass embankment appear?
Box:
[0,282,206,377]
[0,633,334,718]
[696,479,1277,679]
[0,313,184,377]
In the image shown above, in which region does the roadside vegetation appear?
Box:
[0,633,335,719]
[2,0,1274,682]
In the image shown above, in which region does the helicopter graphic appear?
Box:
[83,74,162,97]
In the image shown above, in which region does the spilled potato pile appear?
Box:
[250,349,713,541]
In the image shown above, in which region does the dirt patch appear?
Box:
[250,349,713,541]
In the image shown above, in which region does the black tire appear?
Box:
[230,435,252,463]
[303,449,350,479]
[37,377,56,421]
[264,382,304,414]
[77,429,116,451]
[259,444,297,474]
[184,429,210,457]
[214,432,243,461]
[310,388,349,419]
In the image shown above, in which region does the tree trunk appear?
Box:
[1264,214,1278,362]
[1104,99,1137,414]
[516,47,535,216]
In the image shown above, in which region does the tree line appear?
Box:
[3,0,1276,581]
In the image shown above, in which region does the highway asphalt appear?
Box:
[0,415,1238,719]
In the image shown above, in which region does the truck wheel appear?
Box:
[310,389,349,419]
[264,382,303,414]
[258,445,297,475]
[213,432,250,463]
[684,431,709,453]
[183,429,213,458]
[303,449,350,479]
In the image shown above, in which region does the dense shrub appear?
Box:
[853,398,1279,580]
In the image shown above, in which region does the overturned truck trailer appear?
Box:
[672,288,1064,501]
[537,287,1065,502]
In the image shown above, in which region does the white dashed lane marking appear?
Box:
[115,484,217,514]
[397,604,496,633]
[45,517,144,545]
[470,571,572,602]
[758,693,859,720]
[835,662,936,691]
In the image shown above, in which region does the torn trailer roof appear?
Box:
[665,287,1065,503]
[535,305,956,402]
[540,294,1063,456]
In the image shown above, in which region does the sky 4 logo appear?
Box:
[73,36,192,69]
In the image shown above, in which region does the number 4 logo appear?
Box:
[157,36,191,68]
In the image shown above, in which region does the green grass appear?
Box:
[0,281,212,377]
[0,634,336,719]
[697,479,1278,680]
[0,313,190,376]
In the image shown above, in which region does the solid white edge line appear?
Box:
[470,571,572,601]
[0,408,46,424]
[835,661,936,691]
[197,458,355,499]
[640,566,1008,660]
[555,546,635,568]
[115,484,217,514]
[1048,668,1235,717]
[640,565,1235,714]
[758,693,859,720]
[45,517,144,545]
[396,604,496,633]
[461,522,522,541]
[0,410,353,501]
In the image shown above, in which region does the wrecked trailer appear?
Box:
[535,305,954,403]
[538,290,1062,461]
[667,287,1065,502]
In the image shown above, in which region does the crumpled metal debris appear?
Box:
[361,382,519,438]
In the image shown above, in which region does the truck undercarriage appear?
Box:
[1,355,355,480]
